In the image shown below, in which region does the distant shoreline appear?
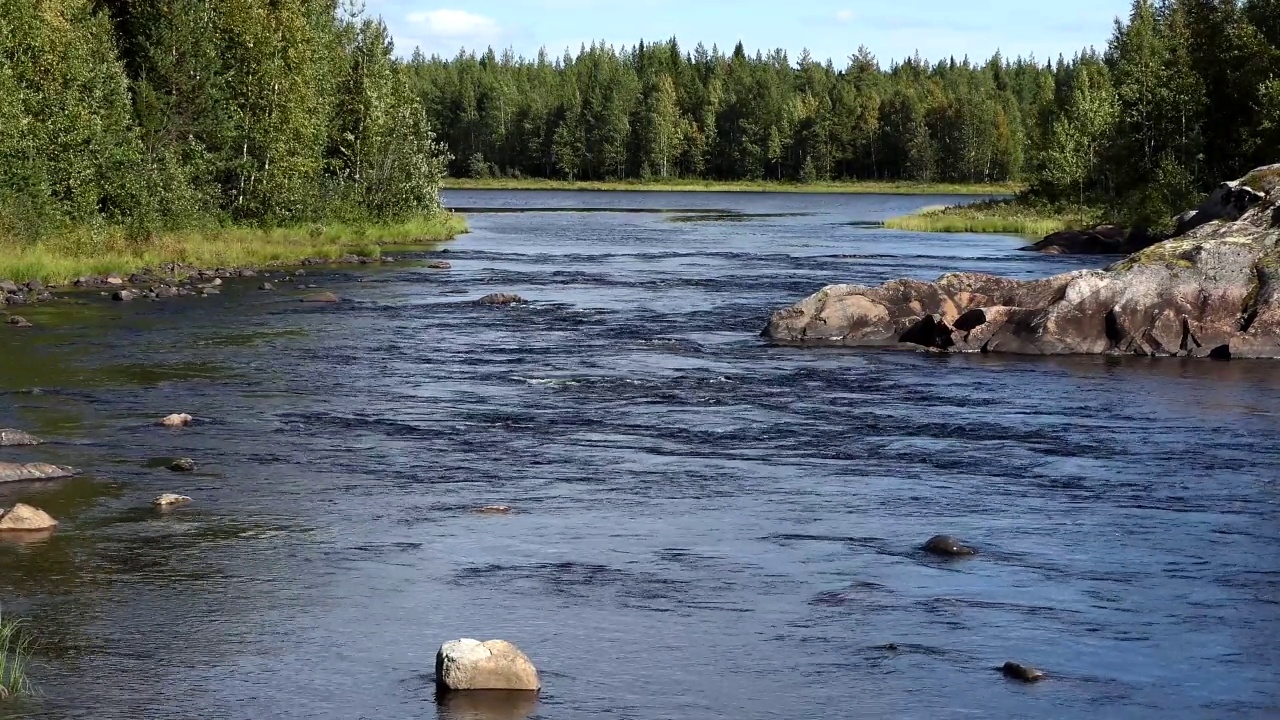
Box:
[442,178,1019,196]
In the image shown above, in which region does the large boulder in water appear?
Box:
[0,462,76,483]
[0,503,58,531]
[0,429,42,446]
[436,638,541,691]
[764,165,1280,359]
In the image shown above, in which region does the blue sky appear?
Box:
[363,0,1130,66]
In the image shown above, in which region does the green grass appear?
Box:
[0,610,33,700]
[883,199,1095,236]
[443,176,1021,196]
[0,213,467,285]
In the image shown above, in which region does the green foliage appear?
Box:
[1027,0,1278,225]
[884,199,1088,236]
[0,610,33,700]
[0,0,451,252]
[406,41,1045,185]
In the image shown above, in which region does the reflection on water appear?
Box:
[0,189,1277,719]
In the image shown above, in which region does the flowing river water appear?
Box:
[1,191,1278,719]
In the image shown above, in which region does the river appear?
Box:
[1,190,1277,719]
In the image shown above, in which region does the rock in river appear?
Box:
[159,413,194,427]
[152,493,193,508]
[0,503,58,531]
[763,165,1280,359]
[436,639,541,691]
[477,293,524,306]
[923,535,976,557]
[0,429,42,446]
[0,462,76,483]
[167,458,197,472]
[1002,661,1046,682]
[301,291,340,303]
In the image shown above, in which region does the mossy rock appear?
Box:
[1242,165,1280,195]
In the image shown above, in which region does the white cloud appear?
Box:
[405,9,501,38]
[835,9,855,24]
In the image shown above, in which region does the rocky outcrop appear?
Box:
[436,639,541,691]
[0,462,76,483]
[764,166,1280,359]
[0,429,42,446]
[1024,225,1158,255]
[0,503,58,531]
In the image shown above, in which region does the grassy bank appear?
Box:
[883,199,1097,236]
[443,177,1020,196]
[0,214,467,285]
[0,611,32,700]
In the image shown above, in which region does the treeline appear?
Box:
[0,0,449,245]
[410,0,1279,223]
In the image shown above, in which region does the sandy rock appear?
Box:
[159,413,194,427]
[923,535,976,557]
[1002,661,1046,682]
[152,493,192,507]
[436,638,541,691]
[0,462,76,483]
[477,293,524,306]
[0,503,58,531]
[0,429,42,446]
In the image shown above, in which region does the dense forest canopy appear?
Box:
[0,0,1276,242]
[0,0,447,245]
[410,0,1279,223]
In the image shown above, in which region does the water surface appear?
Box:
[1,190,1277,719]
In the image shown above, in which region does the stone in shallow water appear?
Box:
[159,413,193,427]
[152,493,192,508]
[0,462,76,483]
[476,505,512,514]
[301,291,340,303]
[0,429,42,446]
[477,293,524,306]
[923,535,976,557]
[1002,661,1045,682]
[167,458,197,472]
[436,639,541,691]
[0,503,58,531]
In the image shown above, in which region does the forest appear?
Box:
[0,0,451,260]
[414,0,1279,224]
[0,0,1277,256]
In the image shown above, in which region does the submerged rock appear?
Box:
[923,535,976,557]
[167,458,197,472]
[152,493,193,508]
[764,165,1280,359]
[5,315,31,328]
[1001,661,1046,682]
[476,505,513,514]
[427,260,453,270]
[0,503,58,531]
[159,413,194,427]
[301,291,340,303]
[436,638,541,691]
[0,429,42,446]
[0,462,76,483]
[478,293,524,306]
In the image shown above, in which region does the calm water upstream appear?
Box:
[1,190,1278,720]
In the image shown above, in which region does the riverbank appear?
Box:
[443,177,1019,196]
[0,214,467,286]
[882,199,1095,236]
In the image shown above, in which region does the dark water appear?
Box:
[1,190,1278,720]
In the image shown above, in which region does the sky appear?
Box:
[363,0,1131,67]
